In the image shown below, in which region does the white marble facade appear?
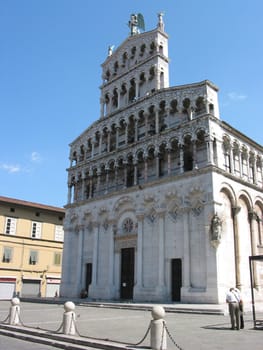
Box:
[61,14,263,304]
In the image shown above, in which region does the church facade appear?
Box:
[61,14,263,304]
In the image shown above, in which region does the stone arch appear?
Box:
[254,198,263,247]
[217,186,236,297]
[237,193,253,292]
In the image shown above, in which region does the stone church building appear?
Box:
[61,14,263,304]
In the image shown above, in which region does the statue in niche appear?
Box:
[211,213,222,242]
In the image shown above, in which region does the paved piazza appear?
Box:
[0,301,262,350]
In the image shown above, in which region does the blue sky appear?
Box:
[0,0,262,208]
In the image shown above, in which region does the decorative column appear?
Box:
[107,131,111,152]
[133,160,138,186]
[105,167,109,193]
[76,225,84,294]
[99,132,103,154]
[67,182,72,204]
[135,212,144,292]
[123,161,128,188]
[97,169,101,195]
[155,109,159,134]
[89,172,93,199]
[167,147,171,175]
[157,210,166,295]
[116,127,120,150]
[108,220,115,296]
[134,119,138,142]
[115,165,118,190]
[81,171,86,200]
[248,212,260,288]
[232,206,241,289]
[90,222,99,291]
[179,144,184,174]
[155,150,160,178]
[144,154,148,182]
[205,135,214,166]
[91,139,95,158]
[192,138,197,169]
[125,122,129,145]
[145,113,149,137]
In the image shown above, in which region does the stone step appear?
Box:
[0,324,144,350]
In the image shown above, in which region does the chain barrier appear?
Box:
[0,303,183,350]
[163,321,184,350]
[128,320,152,346]
[0,314,10,324]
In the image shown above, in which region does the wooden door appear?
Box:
[120,248,135,300]
[171,258,182,301]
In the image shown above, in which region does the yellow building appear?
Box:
[0,196,65,299]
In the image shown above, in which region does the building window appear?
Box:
[29,250,38,265]
[31,221,42,238]
[2,247,13,263]
[54,225,64,241]
[5,217,17,235]
[54,252,62,266]
[122,218,134,234]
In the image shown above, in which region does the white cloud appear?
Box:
[0,163,21,173]
[227,92,247,101]
[31,151,41,162]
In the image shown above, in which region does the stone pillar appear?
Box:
[167,148,171,175]
[232,207,241,289]
[134,119,138,142]
[134,161,138,186]
[63,301,76,335]
[248,212,260,288]
[108,220,115,295]
[125,122,129,145]
[91,223,99,289]
[115,165,118,189]
[99,132,103,154]
[124,161,128,188]
[105,167,109,193]
[81,171,86,200]
[116,127,119,150]
[76,225,84,294]
[9,298,20,325]
[155,110,159,134]
[135,213,144,289]
[179,144,184,174]
[150,306,167,350]
[91,140,95,158]
[157,210,165,292]
[205,135,214,166]
[144,155,148,182]
[107,131,111,152]
[145,113,149,137]
[67,183,72,204]
[155,151,160,178]
[192,138,197,169]
[89,175,93,199]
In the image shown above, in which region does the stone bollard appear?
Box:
[62,301,76,335]
[150,305,167,350]
[9,297,20,325]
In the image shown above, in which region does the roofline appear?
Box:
[0,196,65,214]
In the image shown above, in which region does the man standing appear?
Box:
[226,287,240,330]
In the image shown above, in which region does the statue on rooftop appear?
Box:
[128,13,145,36]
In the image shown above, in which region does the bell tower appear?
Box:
[100,13,169,118]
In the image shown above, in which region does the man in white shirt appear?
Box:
[226,287,240,330]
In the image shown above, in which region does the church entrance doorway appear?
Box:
[85,263,92,296]
[171,258,182,301]
[120,247,134,300]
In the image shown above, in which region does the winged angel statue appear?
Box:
[128,13,145,36]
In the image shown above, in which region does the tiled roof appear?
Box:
[0,195,65,214]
